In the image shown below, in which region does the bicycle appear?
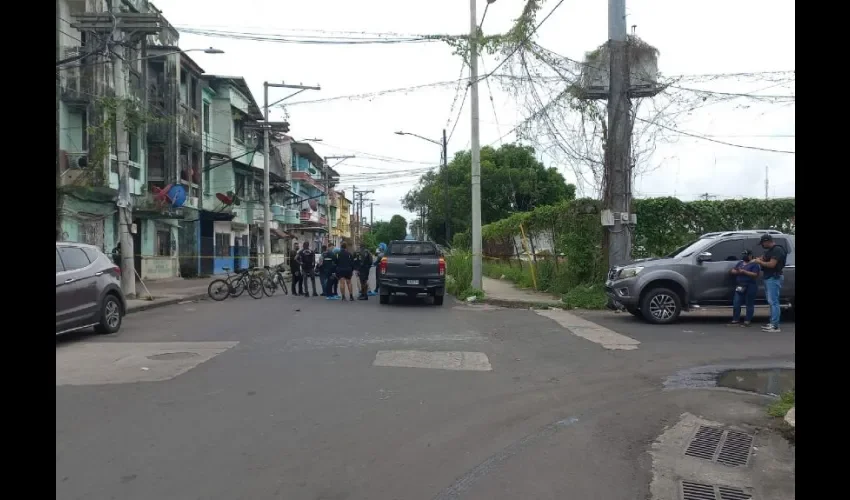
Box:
[207,267,264,301]
[257,265,289,297]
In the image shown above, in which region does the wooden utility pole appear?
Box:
[605,0,632,268]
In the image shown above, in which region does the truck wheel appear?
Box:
[640,287,682,324]
[433,295,444,306]
[379,294,389,305]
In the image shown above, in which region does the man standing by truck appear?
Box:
[298,241,318,297]
[754,233,787,332]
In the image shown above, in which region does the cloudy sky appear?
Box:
[152,0,795,223]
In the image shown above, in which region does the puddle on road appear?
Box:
[717,368,795,396]
[147,352,201,361]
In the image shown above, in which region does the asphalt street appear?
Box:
[56,290,795,500]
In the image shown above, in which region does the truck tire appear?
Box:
[625,306,642,317]
[379,294,389,305]
[640,287,682,325]
[433,295,444,306]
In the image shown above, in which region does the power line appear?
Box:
[635,118,796,154]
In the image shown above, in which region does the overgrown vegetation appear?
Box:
[767,389,795,418]
[452,197,795,308]
[445,250,479,300]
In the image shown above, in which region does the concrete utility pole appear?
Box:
[764,166,769,200]
[110,11,136,297]
[469,0,486,289]
[352,188,373,248]
[605,0,632,268]
[324,155,352,247]
[262,82,320,267]
[442,128,449,245]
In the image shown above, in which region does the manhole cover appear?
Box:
[684,425,753,467]
[681,481,751,500]
[147,352,201,361]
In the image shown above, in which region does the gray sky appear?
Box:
[154,0,795,223]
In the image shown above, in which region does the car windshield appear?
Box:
[666,238,713,258]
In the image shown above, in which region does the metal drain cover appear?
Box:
[146,352,201,361]
[681,481,751,500]
[684,425,753,467]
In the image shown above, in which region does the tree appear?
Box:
[403,142,575,245]
[362,215,408,250]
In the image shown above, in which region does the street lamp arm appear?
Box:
[394,131,441,146]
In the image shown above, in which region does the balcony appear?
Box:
[178,104,202,146]
[60,47,113,106]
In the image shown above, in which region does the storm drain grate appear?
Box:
[681,481,752,500]
[716,430,754,467]
[718,485,752,500]
[684,425,753,467]
[684,425,724,460]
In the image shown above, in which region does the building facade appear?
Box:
[332,191,352,247]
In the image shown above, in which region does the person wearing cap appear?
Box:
[753,233,787,332]
[729,249,760,326]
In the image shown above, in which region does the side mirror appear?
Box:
[696,252,712,263]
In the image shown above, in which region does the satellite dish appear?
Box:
[167,185,187,208]
[216,193,234,205]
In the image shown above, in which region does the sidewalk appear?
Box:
[126,277,216,314]
[481,276,563,308]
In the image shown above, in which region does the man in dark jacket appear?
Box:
[289,242,302,296]
[298,241,318,297]
[357,247,373,300]
[318,245,337,297]
[754,233,787,332]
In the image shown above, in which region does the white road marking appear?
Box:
[534,309,640,350]
[373,350,492,371]
[56,341,238,386]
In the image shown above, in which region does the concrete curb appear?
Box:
[479,297,565,309]
[126,293,208,315]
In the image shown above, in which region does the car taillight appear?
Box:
[438,257,445,276]
[379,257,388,274]
[113,266,121,276]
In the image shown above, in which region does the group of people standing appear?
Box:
[730,233,787,332]
[288,241,386,302]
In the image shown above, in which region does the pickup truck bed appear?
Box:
[378,240,446,305]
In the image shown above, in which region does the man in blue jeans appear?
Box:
[754,233,787,332]
[729,250,760,326]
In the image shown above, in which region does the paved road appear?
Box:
[56,293,795,500]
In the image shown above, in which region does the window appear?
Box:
[56,249,65,273]
[235,173,246,197]
[156,228,172,257]
[203,160,211,195]
[129,130,139,163]
[203,102,210,133]
[389,242,437,256]
[81,247,100,263]
[233,119,245,142]
[58,246,91,271]
[705,239,745,262]
[215,233,230,257]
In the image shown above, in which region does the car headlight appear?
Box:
[619,266,644,279]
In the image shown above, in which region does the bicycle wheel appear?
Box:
[208,279,230,301]
[276,273,288,295]
[261,276,276,297]
[229,276,246,298]
[247,277,264,299]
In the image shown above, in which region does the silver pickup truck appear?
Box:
[377,240,446,306]
[605,230,795,324]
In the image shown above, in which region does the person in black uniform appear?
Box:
[298,241,318,297]
[335,242,356,301]
[289,242,302,296]
[318,245,336,297]
[357,247,373,300]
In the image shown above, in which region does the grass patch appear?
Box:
[561,284,608,309]
[446,251,475,299]
[767,389,795,418]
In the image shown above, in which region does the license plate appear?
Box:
[407,280,419,285]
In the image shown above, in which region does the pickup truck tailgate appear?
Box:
[383,242,443,288]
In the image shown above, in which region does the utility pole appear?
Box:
[352,188,373,247]
[604,0,632,268]
[442,128,449,246]
[469,0,485,289]
[111,10,135,297]
[698,193,717,201]
[55,0,61,241]
[262,82,320,267]
[764,166,769,200]
[324,155,353,248]
[370,202,374,226]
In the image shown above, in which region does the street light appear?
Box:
[393,129,450,245]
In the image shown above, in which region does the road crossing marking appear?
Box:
[534,309,640,350]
